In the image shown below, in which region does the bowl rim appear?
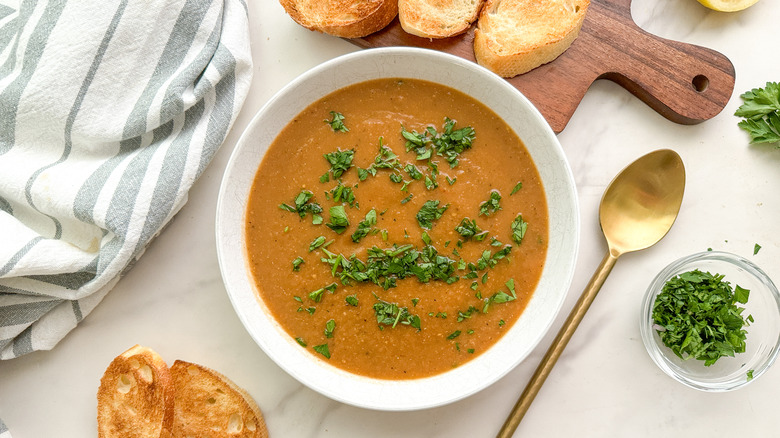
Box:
[215,47,580,410]
[640,250,780,391]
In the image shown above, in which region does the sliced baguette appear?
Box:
[170,360,268,438]
[279,0,398,38]
[473,0,589,77]
[97,345,175,438]
[399,0,484,38]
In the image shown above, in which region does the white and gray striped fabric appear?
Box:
[0,0,252,370]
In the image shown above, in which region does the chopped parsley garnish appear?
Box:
[328,181,356,207]
[651,269,753,366]
[279,190,323,224]
[510,181,523,195]
[295,337,307,347]
[326,205,350,234]
[324,319,336,338]
[416,200,449,229]
[325,111,349,132]
[446,330,462,340]
[292,256,305,271]
[400,194,413,204]
[511,214,528,245]
[351,209,377,243]
[309,282,337,302]
[345,295,359,306]
[320,244,460,289]
[373,299,421,330]
[482,279,517,313]
[754,243,762,255]
[401,118,475,168]
[455,217,488,241]
[323,149,354,179]
[734,82,780,144]
[313,343,331,359]
[404,164,424,180]
[309,236,326,252]
[479,190,502,216]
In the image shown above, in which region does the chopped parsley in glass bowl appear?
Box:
[640,251,780,391]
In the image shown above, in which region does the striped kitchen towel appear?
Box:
[0,0,252,366]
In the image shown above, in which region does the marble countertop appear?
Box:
[2,0,780,436]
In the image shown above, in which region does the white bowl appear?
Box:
[216,47,580,410]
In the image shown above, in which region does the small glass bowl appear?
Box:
[640,251,780,391]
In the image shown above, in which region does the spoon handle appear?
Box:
[496,250,619,438]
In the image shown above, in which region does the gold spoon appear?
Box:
[497,149,686,437]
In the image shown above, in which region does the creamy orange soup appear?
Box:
[245,78,548,379]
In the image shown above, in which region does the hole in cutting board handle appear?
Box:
[692,75,709,92]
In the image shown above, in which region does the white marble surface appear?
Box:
[2,0,780,436]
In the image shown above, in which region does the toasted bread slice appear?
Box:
[473,0,589,77]
[279,0,398,38]
[170,360,268,438]
[399,0,484,38]
[97,345,175,438]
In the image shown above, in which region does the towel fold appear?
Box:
[0,0,252,366]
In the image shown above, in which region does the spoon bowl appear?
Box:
[600,149,686,255]
[497,149,686,437]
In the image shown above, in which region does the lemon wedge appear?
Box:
[697,0,760,12]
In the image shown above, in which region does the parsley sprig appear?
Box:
[735,82,780,144]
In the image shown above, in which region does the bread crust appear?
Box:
[399,0,484,39]
[279,0,398,38]
[473,0,590,77]
[170,360,268,438]
[97,345,175,438]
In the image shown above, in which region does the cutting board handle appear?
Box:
[509,0,736,132]
[352,0,736,133]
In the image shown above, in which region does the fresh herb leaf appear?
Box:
[754,243,762,255]
[326,205,350,234]
[323,149,354,178]
[280,190,323,223]
[651,269,753,366]
[447,330,462,340]
[309,236,326,252]
[401,194,413,204]
[328,181,356,207]
[351,209,377,243]
[292,256,305,271]
[455,217,488,241]
[416,200,449,229]
[510,181,523,195]
[373,299,421,330]
[345,294,359,306]
[479,190,502,216]
[309,282,337,303]
[324,319,336,338]
[295,337,307,347]
[325,111,349,132]
[735,82,780,145]
[313,343,331,359]
[401,118,475,168]
[511,214,528,245]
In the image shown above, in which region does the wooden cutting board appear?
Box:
[349,0,736,133]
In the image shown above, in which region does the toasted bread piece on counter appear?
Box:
[170,360,268,438]
[399,0,484,38]
[473,0,589,77]
[279,0,398,38]
[97,345,175,438]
